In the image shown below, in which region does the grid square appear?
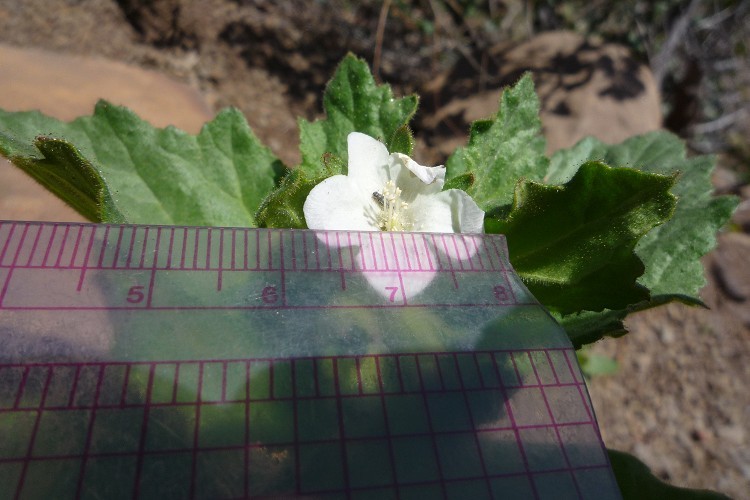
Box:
[249,401,294,444]
[0,413,34,458]
[138,452,192,499]
[416,355,442,391]
[297,399,339,441]
[346,440,394,488]
[545,386,591,424]
[507,388,552,426]
[397,356,422,392]
[43,366,77,408]
[476,430,526,475]
[467,390,511,430]
[436,355,461,390]
[0,367,24,408]
[149,364,177,404]
[436,433,483,480]
[175,363,200,403]
[195,450,245,499]
[96,365,126,406]
[357,356,380,394]
[18,458,79,499]
[271,361,293,399]
[559,425,608,467]
[0,463,22,498]
[299,442,345,492]
[533,471,578,498]
[145,406,195,450]
[489,476,535,499]
[445,479,491,499]
[32,409,90,456]
[79,456,136,500]
[426,393,472,432]
[385,395,429,435]
[90,408,144,453]
[455,354,483,389]
[337,358,361,395]
[519,427,566,472]
[248,445,296,496]
[392,436,440,484]
[474,354,500,388]
[124,364,151,405]
[294,359,317,397]
[377,356,402,393]
[199,403,245,448]
[342,396,386,438]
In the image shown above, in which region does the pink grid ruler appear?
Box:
[0,221,620,499]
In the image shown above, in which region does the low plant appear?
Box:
[0,54,735,498]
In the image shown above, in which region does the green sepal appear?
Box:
[387,125,415,156]
[254,169,322,229]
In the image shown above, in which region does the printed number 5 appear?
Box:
[385,286,399,302]
[127,285,145,304]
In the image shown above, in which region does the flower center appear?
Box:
[374,180,411,231]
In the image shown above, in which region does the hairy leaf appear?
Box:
[445,73,548,210]
[298,54,418,176]
[0,102,283,226]
[490,162,676,314]
[548,133,738,342]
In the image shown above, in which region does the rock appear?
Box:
[0,43,214,222]
[423,31,662,157]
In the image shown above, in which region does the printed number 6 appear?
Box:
[127,285,145,304]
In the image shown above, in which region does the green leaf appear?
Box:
[6,137,124,223]
[254,169,321,229]
[0,102,283,226]
[298,53,418,176]
[491,161,676,314]
[548,133,738,343]
[608,449,730,499]
[445,73,548,210]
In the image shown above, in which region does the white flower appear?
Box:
[303,132,485,301]
[303,132,485,234]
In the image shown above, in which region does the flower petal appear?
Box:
[303,175,377,231]
[410,189,485,234]
[347,132,391,190]
[391,153,445,186]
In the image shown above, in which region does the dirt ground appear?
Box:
[0,1,748,497]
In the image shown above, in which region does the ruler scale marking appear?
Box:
[0,223,28,307]
[528,351,585,499]
[77,226,98,291]
[0,222,617,499]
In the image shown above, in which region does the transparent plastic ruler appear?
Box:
[0,221,620,499]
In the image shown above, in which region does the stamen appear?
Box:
[376,180,411,231]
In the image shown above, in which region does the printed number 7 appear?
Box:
[385,286,399,302]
